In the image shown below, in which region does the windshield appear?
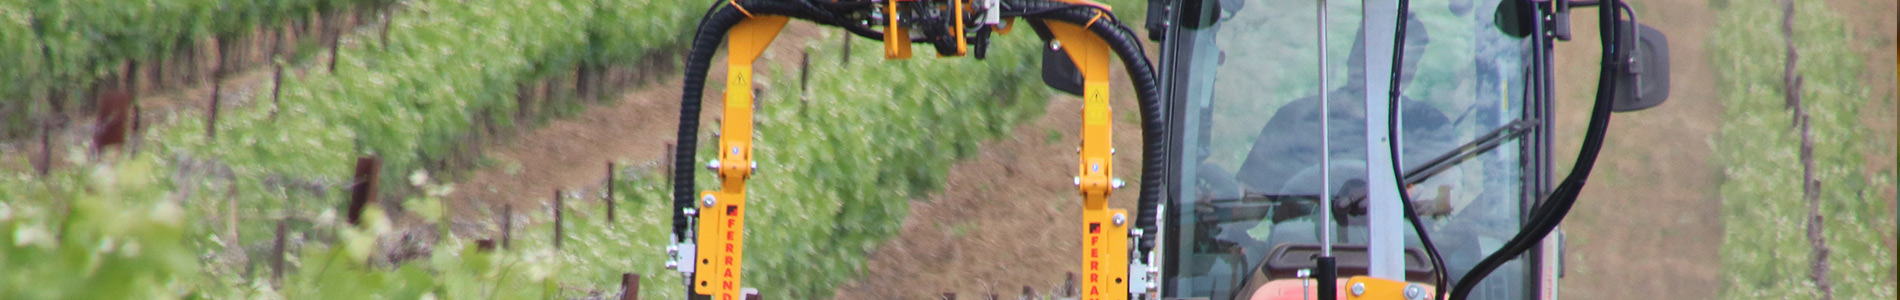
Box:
[1160,0,1536,298]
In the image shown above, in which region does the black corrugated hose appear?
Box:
[1447,0,1625,298]
[672,0,1167,259]
[1383,0,1451,297]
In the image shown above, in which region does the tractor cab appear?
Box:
[1147,0,1565,298]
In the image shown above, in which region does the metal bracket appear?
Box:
[666,234,698,274]
[1127,249,1158,299]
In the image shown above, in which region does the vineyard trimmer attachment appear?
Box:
[664,0,1166,299]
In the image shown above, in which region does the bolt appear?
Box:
[1111,178,1126,189]
[702,194,717,207]
[1091,164,1100,172]
[1404,285,1424,300]
[665,261,678,270]
[1051,40,1063,50]
[1295,269,1311,278]
[1110,148,1116,154]
[1073,177,1082,186]
[750,161,758,172]
[667,245,678,255]
[731,147,740,155]
[706,159,722,171]
[1130,228,1144,237]
[684,208,698,216]
[1351,282,1366,296]
[1112,213,1126,225]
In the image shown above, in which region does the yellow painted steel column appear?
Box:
[1049,20,1129,300]
[694,14,787,300]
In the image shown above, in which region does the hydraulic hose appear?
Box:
[1383,0,1450,297]
[1447,0,1624,297]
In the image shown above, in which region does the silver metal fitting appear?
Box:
[706,159,722,171]
[665,261,678,270]
[1051,40,1063,50]
[750,161,758,172]
[1111,178,1126,189]
[1112,213,1126,225]
[1404,284,1426,300]
[1351,282,1367,296]
[667,245,678,255]
[702,194,717,207]
[1073,177,1082,186]
[1296,269,1311,278]
[683,208,698,216]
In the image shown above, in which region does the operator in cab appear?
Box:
[1166,0,1537,297]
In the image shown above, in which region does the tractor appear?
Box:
[661,0,1672,298]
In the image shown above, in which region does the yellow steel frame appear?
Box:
[699,5,1139,299]
[1048,20,1131,300]
[1343,276,1434,300]
[694,14,788,300]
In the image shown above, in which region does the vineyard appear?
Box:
[0,0,401,138]
[1711,0,1897,298]
[0,0,1099,297]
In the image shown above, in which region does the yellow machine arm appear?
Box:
[691,15,789,299]
[668,1,1163,299]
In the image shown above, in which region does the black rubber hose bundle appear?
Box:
[1447,0,1624,297]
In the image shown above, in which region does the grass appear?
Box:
[1709,0,1898,298]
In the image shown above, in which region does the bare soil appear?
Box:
[830,66,1147,299]
[1546,0,1726,298]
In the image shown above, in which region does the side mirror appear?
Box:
[1612,22,1671,112]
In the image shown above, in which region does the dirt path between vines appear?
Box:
[445,22,830,219]
[831,67,1146,299]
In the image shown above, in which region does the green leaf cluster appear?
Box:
[0,156,197,299]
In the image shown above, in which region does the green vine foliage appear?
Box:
[0,157,197,299]
[0,0,384,138]
[1711,0,1897,298]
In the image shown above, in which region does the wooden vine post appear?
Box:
[606,161,617,224]
[501,204,514,249]
[36,118,48,176]
[271,219,288,287]
[271,20,288,119]
[328,9,343,73]
[348,156,381,225]
[206,37,228,139]
[620,273,640,300]
[553,189,564,250]
[93,88,131,154]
